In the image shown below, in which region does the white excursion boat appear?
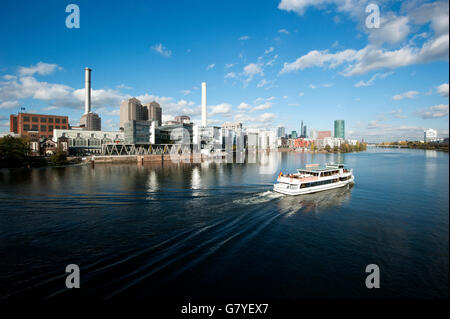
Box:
[273,163,354,196]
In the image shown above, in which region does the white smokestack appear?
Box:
[84,67,91,114]
[201,82,207,127]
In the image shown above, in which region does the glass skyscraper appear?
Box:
[334,120,345,139]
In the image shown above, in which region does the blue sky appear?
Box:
[0,0,448,142]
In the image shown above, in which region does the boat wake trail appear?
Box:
[5,201,284,299]
[232,190,284,206]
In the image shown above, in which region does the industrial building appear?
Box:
[222,122,242,131]
[80,68,102,131]
[10,112,69,139]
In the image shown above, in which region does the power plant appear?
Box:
[80,67,101,131]
[84,67,91,114]
[201,82,207,127]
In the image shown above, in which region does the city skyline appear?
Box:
[0,0,448,142]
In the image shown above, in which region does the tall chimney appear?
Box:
[84,67,91,114]
[201,82,207,127]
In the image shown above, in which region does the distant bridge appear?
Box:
[101,143,192,156]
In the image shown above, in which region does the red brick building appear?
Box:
[317,130,332,139]
[10,113,69,139]
[294,138,310,148]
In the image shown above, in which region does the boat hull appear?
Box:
[274,176,354,196]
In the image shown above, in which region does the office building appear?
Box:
[276,126,286,138]
[144,101,162,127]
[291,131,298,139]
[175,115,191,124]
[124,120,152,144]
[119,98,146,129]
[309,128,318,140]
[302,125,307,138]
[10,112,69,139]
[334,120,345,139]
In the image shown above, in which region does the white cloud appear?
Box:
[244,63,264,77]
[238,102,251,110]
[239,35,250,40]
[151,43,172,57]
[265,47,275,54]
[409,1,449,36]
[224,72,237,79]
[225,63,235,69]
[206,63,215,70]
[209,103,232,116]
[309,84,317,89]
[116,83,133,90]
[280,32,449,76]
[437,83,449,97]
[259,113,276,122]
[368,15,410,45]
[392,90,419,100]
[416,104,449,119]
[354,72,393,87]
[242,63,264,86]
[257,79,269,88]
[278,29,289,34]
[251,102,272,112]
[182,89,191,95]
[19,62,62,76]
[0,100,19,109]
[266,54,278,66]
[3,74,17,80]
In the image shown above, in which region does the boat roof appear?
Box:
[297,163,345,172]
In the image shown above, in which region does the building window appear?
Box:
[40,125,46,131]
[62,119,67,124]
[56,125,60,129]
[32,117,38,122]
[23,124,30,131]
[40,118,47,123]
[55,118,60,123]
[48,125,53,132]
[31,125,38,131]
[23,116,30,122]
[61,126,67,129]
[48,118,53,123]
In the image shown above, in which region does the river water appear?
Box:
[0,148,448,299]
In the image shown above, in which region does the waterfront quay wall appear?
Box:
[90,154,205,164]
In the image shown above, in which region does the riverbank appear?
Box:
[376,142,449,152]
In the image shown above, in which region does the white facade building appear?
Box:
[424,128,438,142]
[317,137,344,149]
[53,129,124,154]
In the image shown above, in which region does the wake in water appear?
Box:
[232,190,285,206]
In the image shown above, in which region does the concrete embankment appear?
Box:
[89,154,206,164]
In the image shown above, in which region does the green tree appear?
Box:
[324,144,331,152]
[0,136,29,168]
[333,145,339,153]
[50,147,68,165]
